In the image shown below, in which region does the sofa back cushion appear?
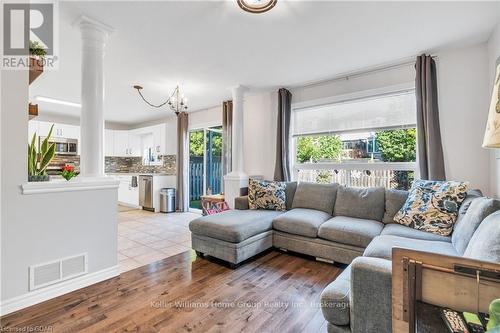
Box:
[291,182,338,214]
[334,186,385,221]
[464,210,500,263]
[453,196,500,254]
[383,189,409,224]
[284,181,297,210]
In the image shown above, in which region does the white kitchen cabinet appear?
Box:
[128,132,142,157]
[164,120,176,155]
[37,121,79,139]
[117,175,140,207]
[113,130,129,156]
[152,124,166,155]
[111,130,141,157]
[105,129,114,156]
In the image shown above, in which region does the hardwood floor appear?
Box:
[1,251,342,333]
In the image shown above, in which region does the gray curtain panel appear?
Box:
[415,55,446,181]
[176,112,189,212]
[222,100,233,177]
[274,88,292,181]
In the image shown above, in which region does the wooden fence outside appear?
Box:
[297,168,411,189]
[189,157,222,201]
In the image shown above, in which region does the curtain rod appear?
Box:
[290,55,438,90]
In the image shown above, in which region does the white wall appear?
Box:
[239,42,493,195]
[1,71,118,312]
[292,64,415,104]
[437,43,491,194]
[243,91,278,180]
[488,18,500,196]
[188,105,222,130]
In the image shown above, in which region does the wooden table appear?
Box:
[392,248,500,333]
[200,194,225,215]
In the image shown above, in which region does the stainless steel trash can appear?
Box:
[160,188,176,213]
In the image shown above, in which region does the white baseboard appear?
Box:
[118,201,141,209]
[0,265,119,316]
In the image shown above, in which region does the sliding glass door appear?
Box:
[189,126,222,210]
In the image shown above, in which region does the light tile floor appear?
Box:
[117,206,200,273]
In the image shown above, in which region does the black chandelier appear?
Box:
[133,85,188,115]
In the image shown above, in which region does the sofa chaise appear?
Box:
[188,181,500,333]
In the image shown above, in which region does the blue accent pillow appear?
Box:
[248,178,286,211]
[394,179,469,236]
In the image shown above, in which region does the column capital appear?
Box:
[230,85,248,99]
[73,15,114,39]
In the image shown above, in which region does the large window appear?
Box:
[292,89,417,190]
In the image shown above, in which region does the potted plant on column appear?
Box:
[28,125,55,182]
[29,41,46,84]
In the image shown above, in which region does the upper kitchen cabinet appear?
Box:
[164,120,176,155]
[113,130,129,157]
[128,132,142,156]
[111,130,141,157]
[153,124,167,155]
[131,124,167,156]
[105,129,114,156]
[37,121,79,139]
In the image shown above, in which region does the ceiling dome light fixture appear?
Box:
[237,0,277,13]
[133,84,188,116]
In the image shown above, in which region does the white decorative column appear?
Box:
[224,85,248,208]
[75,16,113,178]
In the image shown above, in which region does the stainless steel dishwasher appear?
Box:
[139,175,154,211]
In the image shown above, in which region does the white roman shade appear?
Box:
[292,90,417,136]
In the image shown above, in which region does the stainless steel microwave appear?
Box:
[39,136,78,155]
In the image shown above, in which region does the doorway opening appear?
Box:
[189,126,223,211]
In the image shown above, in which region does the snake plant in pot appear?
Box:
[28,124,55,182]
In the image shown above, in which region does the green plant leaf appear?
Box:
[39,143,55,174]
[28,144,33,175]
[40,124,54,155]
[28,133,37,176]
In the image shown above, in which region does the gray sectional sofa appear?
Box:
[188,182,500,333]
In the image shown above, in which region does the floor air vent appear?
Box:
[29,253,88,290]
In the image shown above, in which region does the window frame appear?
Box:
[290,82,419,182]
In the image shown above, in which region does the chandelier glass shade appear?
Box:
[133,85,188,115]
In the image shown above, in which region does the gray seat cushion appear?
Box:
[320,266,351,326]
[272,208,332,238]
[318,216,384,248]
[381,223,451,242]
[364,235,459,260]
[291,182,338,214]
[452,197,500,254]
[189,209,283,243]
[334,186,385,221]
[464,210,500,263]
[383,189,409,224]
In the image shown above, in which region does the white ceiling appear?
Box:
[29,1,500,126]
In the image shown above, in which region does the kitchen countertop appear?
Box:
[106,172,175,176]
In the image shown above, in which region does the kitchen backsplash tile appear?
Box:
[47,155,80,175]
[105,155,176,174]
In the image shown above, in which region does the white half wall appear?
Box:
[1,70,119,314]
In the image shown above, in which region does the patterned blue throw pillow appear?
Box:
[393,179,469,236]
[248,178,286,211]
